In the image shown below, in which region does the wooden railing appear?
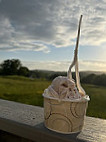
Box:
[0,99,106,142]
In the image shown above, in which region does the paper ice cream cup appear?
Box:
[43,94,90,134]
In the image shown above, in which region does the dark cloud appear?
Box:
[0,0,105,51]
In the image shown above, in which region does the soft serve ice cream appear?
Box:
[43,15,90,133]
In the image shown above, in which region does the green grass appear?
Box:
[0,76,50,106]
[82,84,106,119]
[0,76,106,119]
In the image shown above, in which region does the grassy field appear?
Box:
[0,76,106,119]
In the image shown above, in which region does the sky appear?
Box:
[0,0,106,71]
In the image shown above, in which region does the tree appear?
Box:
[0,59,22,75]
[18,66,29,77]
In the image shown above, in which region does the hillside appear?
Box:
[0,76,106,119]
[30,69,106,78]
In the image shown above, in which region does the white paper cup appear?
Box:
[43,93,90,134]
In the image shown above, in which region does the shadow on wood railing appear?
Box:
[0,99,106,142]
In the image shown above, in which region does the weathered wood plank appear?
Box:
[0,99,106,142]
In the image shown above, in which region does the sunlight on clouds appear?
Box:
[0,0,106,72]
[79,60,106,71]
[23,61,69,71]
[0,0,105,51]
[23,60,106,72]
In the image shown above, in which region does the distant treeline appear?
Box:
[30,70,106,86]
[0,59,29,77]
[82,74,106,86]
[29,70,67,80]
[0,59,106,86]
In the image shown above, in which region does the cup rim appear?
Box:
[42,93,90,102]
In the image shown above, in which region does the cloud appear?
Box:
[22,60,106,72]
[79,60,106,71]
[0,0,106,51]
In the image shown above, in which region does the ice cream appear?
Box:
[44,76,82,100]
[43,15,90,133]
